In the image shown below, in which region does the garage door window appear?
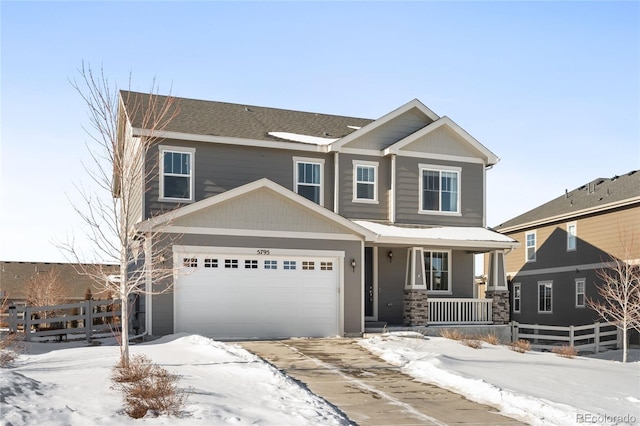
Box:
[204,258,218,268]
[321,262,333,271]
[245,260,258,269]
[183,258,198,268]
[303,261,315,270]
[264,260,277,269]
[225,259,238,269]
[284,260,297,270]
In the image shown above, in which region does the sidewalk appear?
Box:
[239,338,524,426]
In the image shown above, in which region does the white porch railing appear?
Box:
[428,298,493,324]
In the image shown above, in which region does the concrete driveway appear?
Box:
[239,338,524,426]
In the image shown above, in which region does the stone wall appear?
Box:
[403,289,428,326]
[486,290,510,324]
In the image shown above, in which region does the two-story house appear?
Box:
[119,91,518,339]
[494,170,640,327]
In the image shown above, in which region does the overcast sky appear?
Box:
[1,1,639,263]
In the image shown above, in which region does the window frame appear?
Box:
[537,281,553,313]
[567,222,577,251]
[423,249,452,294]
[159,145,195,202]
[352,160,379,204]
[525,231,537,262]
[575,278,586,308]
[418,164,461,215]
[293,157,324,205]
[512,283,521,313]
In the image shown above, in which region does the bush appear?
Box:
[0,332,23,367]
[462,339,482,349]
[510,339,531,353]
[552,344,578,359]
[112,354,186,419]
[478,332,500,345]
[439,328,466,341]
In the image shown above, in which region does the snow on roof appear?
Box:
[268,131,339,146]
[353,220,518,247]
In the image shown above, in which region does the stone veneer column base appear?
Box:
[485,290,510,324]
[403,289,429,326]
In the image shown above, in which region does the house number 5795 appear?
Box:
[257,250,270,255]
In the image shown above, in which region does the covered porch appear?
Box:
[354,221,519,329]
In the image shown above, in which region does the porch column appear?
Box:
[486,250,510,324]
[403,247,428,326]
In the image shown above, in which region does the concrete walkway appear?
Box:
[239,338,524,426]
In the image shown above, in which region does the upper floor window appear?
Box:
[160,146,195,201]
[294,157,324,205]
[525,231,536,262]
[567,222,577,251]
[353,161,378,203]
[419,165,460,214]
[424,250,450,292]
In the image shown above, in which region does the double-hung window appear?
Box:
[419,165,460,214]
[512,283,521,313]
[525,231,536,262]
[567,222,577,251]
[353,161,378,203]
[424,250,450,292]
[538,281,552,313]
[294,157,323,204]
[160,146,195,201]
[575,278,585,307]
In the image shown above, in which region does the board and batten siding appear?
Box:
[342,109,432,151]
[144,139,333,218]
[338,153,390,221]
[394,157,484,226]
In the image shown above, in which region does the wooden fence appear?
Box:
[511,321,620,353]
[7,299,121,342]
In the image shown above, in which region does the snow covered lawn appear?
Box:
[1,334,349,425]
[361,333,640,426]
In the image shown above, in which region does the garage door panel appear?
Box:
[174,252,339,338]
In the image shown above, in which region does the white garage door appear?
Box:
[174,249,340,339]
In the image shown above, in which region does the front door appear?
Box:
[364,247,375,319]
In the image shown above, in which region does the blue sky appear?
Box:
[1,1,639,262]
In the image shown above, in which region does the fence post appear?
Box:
[569,325,575,347]
[511,321,518,342]
[24,306,33,342]
[8,306,16,333]
[84,300,92,342]
[594,322,600,353]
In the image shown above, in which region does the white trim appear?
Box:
[144,233,153,335]
[352,160,379,204]
[575,278,586,308]
[507,260,635,277]
[338,147,385,157]
[333,152,340,214]
[525,230,537,262]
[512,282,521,313]
[372,246,379,321]
[164,226,364,241]
[158,145,196,202]
[293,156,325,207]
[424,249,453,295]
[537,280,553,313]
[390,155,396,223]
[360,240,365,332]
[567,221,577,252]
[391,150,487,165]
[418,164,462,216]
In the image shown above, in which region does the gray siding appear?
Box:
[343,109,432,150]
[400,126,481,160]
[145,139,333,218]
[151,233,362,336]
[339,153,389,221]
[395,157,484,226]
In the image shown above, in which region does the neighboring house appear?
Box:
[493,170,640,326]
[0,261,119,306]
[119,91,518,339]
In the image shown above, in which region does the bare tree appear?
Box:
[587,233,640,363]
[25,269,69,320]
[60,63,180,367]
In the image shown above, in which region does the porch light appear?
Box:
[387,250,393,263]
[351,258,356,272]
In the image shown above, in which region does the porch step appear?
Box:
[364,321,388,333]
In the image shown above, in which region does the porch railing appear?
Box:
[428,298,492,324]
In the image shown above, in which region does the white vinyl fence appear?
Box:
[7,299,121,342]
[511,321,620,353]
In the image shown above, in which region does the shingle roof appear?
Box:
[120,91,374,143]
[494,170,640,231]
[0,262,119,301]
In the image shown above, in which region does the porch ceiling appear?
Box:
[353,220,519,251]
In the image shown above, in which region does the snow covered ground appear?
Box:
[1,332,639,425]
[361,332,640,426]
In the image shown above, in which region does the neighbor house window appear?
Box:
[294,157,324,204]
[353,161,378,203]
[513,283,521,313]
[567,222,577,251]
[525,231,536,262]
[424,250,450,292]
[538,281,552,313]
[575,279,585,307]
[419,165,460,214]
[160,146,195,201]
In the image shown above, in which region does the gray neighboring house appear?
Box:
[120,92,518,339]
[493,170,640,327]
